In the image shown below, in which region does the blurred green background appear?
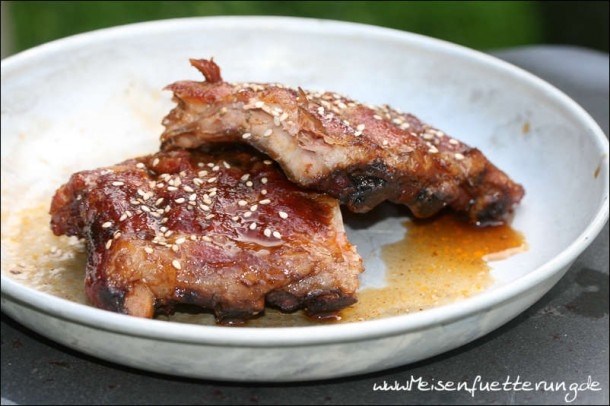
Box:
[1,1,608,58]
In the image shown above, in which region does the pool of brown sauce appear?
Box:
[2,204,525,327]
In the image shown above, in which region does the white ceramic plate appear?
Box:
[1,16,608,382]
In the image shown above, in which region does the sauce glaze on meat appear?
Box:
[50,147,363,324]
[161,58,525,226]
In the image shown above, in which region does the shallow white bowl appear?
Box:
[1,16,608,382]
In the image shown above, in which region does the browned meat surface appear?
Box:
[161,58,524,226]
[50,147,362,324]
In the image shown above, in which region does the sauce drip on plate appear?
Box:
[340,212,526,321]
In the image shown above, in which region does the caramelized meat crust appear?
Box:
[161,58,524,226]
[50,147,363,324]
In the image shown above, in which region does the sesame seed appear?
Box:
[243,211,252,218]
[279,211,288,219]
[373,114,382,120]
[356,124,366,131]
[242,132,252,139]
[454,153,465,160]
[171,244,179,252]
[259,199,271,205]
[212,165,220,172]
[207,177,217,183]
[144,247,153,254]
[249,222,257,230]
[246,181,253,187]
[264,228,272,237]
[241,174,251,181]
[449,138,459,145]
[428,146,439,154]
[140,205,151,213]
[152,158,159,166]
[175,198,186,204]
[105,239,112,249]
[238,200,248,207]
[102,222,112,228]
[155,197,164,206]
[382,140,389,146]
[263,160,273,165]
[263,129,273,137]
[183,185,194,193]
[261,189,268,195]
[254,101,265,108]
[136,163,146,169]
[189,193,197,201]
[112,181,124,186]
[250,204,258,212]
[261,177,268,184]
[198,170,208,177]
[119,213,128,222]
[171,260,182,270]
[202,236,212,242]
[272,231,282,239]
[167,186,178,192]
[200,203,211,211]
[175,237,186,245]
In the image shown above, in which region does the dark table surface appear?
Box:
[2,45,608,405]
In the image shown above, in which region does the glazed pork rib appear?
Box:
[161,58,524,226]
[50,147,363,324]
